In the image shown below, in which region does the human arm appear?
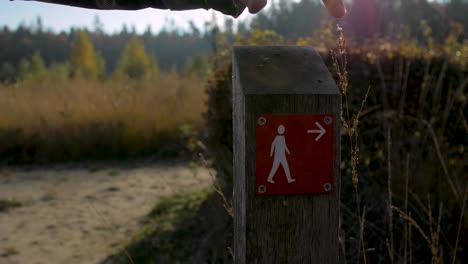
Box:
[21,0,346,19]
[21,0,263,18]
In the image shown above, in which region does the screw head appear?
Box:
[258,185,267,194]
[324,116,333,125]
[324,183,332,192]
[258,116,267,126]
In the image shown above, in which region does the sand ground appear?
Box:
[0,161,213,264]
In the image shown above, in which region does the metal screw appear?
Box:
[258,116,267,126]
[258,185,266,194]
[324,183,332,192]
[324,116,333,125]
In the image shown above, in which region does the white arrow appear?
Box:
[307,122,326,141]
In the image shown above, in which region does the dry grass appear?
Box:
[0,76,205,135]
[331,23,467,263]
[0,74,206,162]
[331,23,371,264]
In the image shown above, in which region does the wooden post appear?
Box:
[233,46,341,263]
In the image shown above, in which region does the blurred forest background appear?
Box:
[0,0,467,263]
[0,0,466,163]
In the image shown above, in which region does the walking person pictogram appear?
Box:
[267,125,296,184]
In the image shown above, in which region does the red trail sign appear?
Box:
[255,114,334,195]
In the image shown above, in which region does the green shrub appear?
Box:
[103,190,231,264]
[0,199,22,212]
[204,63,233,200]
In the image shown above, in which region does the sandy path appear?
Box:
[0,161,213,264]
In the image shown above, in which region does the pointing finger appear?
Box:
[322,0,347,19]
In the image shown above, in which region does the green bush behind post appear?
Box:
[203,50,467,263]
[204,63,234,200]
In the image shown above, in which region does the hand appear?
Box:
[244,0,346,20]
[244,0,268,14]
[322,0,347,19]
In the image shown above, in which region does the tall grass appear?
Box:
[0,74,206,163]
[329,23,467,263]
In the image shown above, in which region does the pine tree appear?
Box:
[29,52,47,79]
[115,36,158,80]
[70,30,100,79]
[17,52,48,80]
[0,62,15,81]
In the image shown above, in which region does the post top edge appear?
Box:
[232,46,340,95]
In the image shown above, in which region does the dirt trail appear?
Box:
[0,162,213,264]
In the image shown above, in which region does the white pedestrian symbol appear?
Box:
[267,125,296,184]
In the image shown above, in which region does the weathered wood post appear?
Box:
[233,46,341,263]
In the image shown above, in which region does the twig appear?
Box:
[387,128,394,264]
[354,187,367,264]
[421,119,461,205]
[452,183,468,264]
[331,23,371,264]
[404,153,410,264]
[460,109,468,134]
[211,171,234,218]
[417,60,432,117]
[359,205,367,264]
[435,203,443,263]
[409,211,413,264]
[427,195,434,252]
[198,152,234,218]
[392,206,439,263]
